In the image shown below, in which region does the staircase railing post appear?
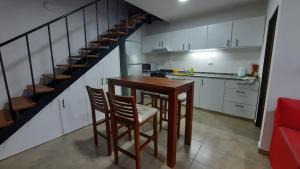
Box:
[25,35,36,96]
[116,0,119,31]
[0,50,16,119]
[83,8,88,63]
[65,16,73,74]
[96,0,100,45]
[47,24,57,85]
[107,0,110,30]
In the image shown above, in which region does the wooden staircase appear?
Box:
[0,14,147,129]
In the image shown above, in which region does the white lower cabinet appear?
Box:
[223,101,257,119]
[199,78,225,112]
[224,89,258,105]
[59,76,90,134]
[222,80,259,120]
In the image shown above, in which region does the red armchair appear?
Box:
[270,97,300,169]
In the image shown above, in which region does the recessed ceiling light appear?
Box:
[178,0,189,3]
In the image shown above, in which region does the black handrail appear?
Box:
[0,0,99,48]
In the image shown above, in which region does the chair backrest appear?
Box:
[150,71,166,78]
[86,86,109,114]
[106,93,138,125]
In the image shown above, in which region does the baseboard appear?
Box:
[258,148,270,156]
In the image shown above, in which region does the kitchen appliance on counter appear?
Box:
[237,67,247,77]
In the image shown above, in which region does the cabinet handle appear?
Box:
[237,82,247,86]
[236,39,239,47]
[101,78,104,86]
[227,40,230,47]
[159,41,161,47]
[236,90,246,94]
[202,79,204,86]
[162,41,164,47]
[62,99,65,109]
[183,44,185,50]
[188,43,191,50]
[235,104,244,108]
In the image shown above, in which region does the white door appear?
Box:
[59,76,89,134]
[232,16,266,48]
[187,26,207,50]
[102,47,121,95]
[199,78,225,112]
[207,22,232,49]
[170,29,188,51]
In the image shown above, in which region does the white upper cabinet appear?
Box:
[170,29,188,51]
[187,26,207,50]
[170,26,207,51]
[207,22,233,49]
[232,16,266,48]
[142,32,170,53]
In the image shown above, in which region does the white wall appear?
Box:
[0,0,128,109]
[145,2,266,35]
[146,48,261,74]
[259,0,300,151]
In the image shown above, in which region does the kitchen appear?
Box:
[125,13,265,122]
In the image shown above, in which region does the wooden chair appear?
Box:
[159,93,187,139]
[107,93,158,169]
[86,86,131,155]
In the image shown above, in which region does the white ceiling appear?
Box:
[126,0,266,22]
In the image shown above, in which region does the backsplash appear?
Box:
[145,47,261,74]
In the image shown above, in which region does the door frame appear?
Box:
[255,8,278,127]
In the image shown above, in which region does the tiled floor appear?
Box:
[0,108,271,169]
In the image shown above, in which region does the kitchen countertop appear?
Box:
[143,71,259,82]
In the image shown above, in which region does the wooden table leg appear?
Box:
[185,84,194,145]
[167,90,178,168]
[131,88,137,102]
[108,80,115,94]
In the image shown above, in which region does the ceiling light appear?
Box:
[178,0,189,3]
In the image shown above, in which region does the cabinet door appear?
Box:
[59,76,89,134]
[142,35,154,53]
[232,16,266,47]
[188,77,201,108]
[160,32,171,50]
[170,29,188,51]
[84,60,105,123]
[102,47,121,95]
[199,78,225,112]
[187,26,207,50]
[207,22,232,49]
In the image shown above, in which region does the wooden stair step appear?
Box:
[26,85,55,94]
[100,31,127,38]
[56,64,87,68]
[101,37,118,42]
[80,46,109,50]
[0,110,13,128]
[11,96,36,112]
[70,55,98,60]
[43,74,72,80]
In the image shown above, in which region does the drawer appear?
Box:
[223,101,256,119]
[225,80,259,91]
[224,89,258,105]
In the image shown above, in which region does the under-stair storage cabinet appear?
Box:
[170,26,207,51]
[231,16,266,48]
[59,76,89,134]
[207,22,233,49]
[142,32,170,53]
[199,78,225,112]
[0,99,64,160]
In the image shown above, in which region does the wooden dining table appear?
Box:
[108,76,194,168]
